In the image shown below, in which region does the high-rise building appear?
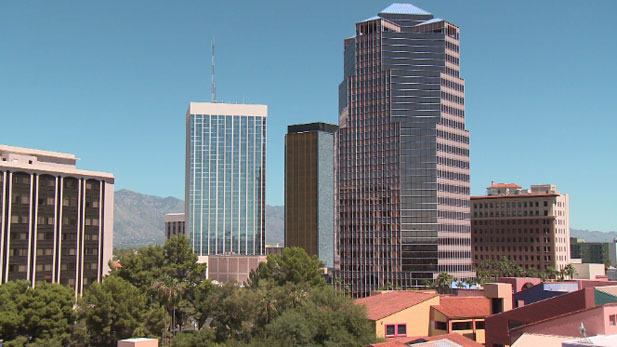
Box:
[471,183,570,271]
[185,102,267,264]
[285,122,338,269]
[164,213,185,240]
[337,3,472,296]
[0,145,114,295]
[570,237,616,266]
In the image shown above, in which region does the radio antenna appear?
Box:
[211,38,216,103]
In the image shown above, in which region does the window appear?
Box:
[476,321,485,329]
[385,323,407,337]
[611,315,616,326]
[435,321,448,331]
[452,321,472,330]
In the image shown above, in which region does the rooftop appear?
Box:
[380,3,431,16]
[487,183,521,189]
[431,296,491,319]
[0,144,76,160]
[288,122,338,134]
[511,333,571,347]
[366,333,483,347]
[187,102,267,117]
[417,18,444,26]
[355,291,438,320]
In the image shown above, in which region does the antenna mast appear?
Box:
[211,38,216,103]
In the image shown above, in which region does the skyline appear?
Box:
[1,0,616,232]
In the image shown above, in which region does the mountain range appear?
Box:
[113,189,615,249]
[113,189,283,249]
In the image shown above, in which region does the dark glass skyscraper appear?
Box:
[285,123,338,269]
[337,3,472,297]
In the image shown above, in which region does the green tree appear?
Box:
[0,281,75,345]
[525,267,539,278]
[562,264,577,280]
[544,266,558,281]
[435,272,454,294]
[265,286,375,347]
[77,276,162,347]
[172,327,218,347]
[248,247,325,288]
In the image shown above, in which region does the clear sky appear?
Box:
[1,1,616,232]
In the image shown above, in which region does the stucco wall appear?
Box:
[375,296,440,339]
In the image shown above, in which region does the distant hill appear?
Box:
[570,228,617,243]
[113,189,284,249]
[113,189,184,249]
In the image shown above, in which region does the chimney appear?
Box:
[491,180,495,186]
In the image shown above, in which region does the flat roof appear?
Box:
[288,122,338,134]
[0,160,114,180]
[0,144,76,160]
[472,193,560,200]
[187,102,267,117]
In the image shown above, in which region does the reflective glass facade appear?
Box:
[186,103,267,256]
[337,5,472,297]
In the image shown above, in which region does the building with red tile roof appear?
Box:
[365,333,484,347]
[432,296,491,319]
[356,291,440,339]
[356,291,439,321]
[430,296,491,344]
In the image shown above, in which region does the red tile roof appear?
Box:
[431,296,491,319]
[355,291,439,321]
[487,183,521,189]
[366,333,483,347]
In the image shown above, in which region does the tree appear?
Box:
[436,272,455,294]
[525,267,540,278]
[544,266,558,281]
[248,247,325,288]
[563,264,577,280]
[153,277,186,345]
[0,281,75,345]
[77,276,162,347]
[264,286,375,347]
[172,327,217,347]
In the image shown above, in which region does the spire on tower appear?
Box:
[211,38,216,103]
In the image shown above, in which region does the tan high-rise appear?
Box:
[0,145,114,295]
[471,183,570,271]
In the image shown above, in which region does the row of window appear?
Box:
[474,210,548,217]
[441,104,465,118]
[437,129,469,144]
[474,200,549,209]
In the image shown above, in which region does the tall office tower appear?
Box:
[186,102,267,260]
[337,3,472,296]
[0,145,114,295]
[472,183,570,272]
[285,122,338,269]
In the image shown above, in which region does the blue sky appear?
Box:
[1,1,615,232]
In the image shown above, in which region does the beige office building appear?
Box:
[0,145,114,295]
[471,182,570,271]
[164,212,185,240]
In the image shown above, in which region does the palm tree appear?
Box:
[153,277,185,346]
[563,264,577,280]
[544,266,558,281]
[436,272,455,294]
